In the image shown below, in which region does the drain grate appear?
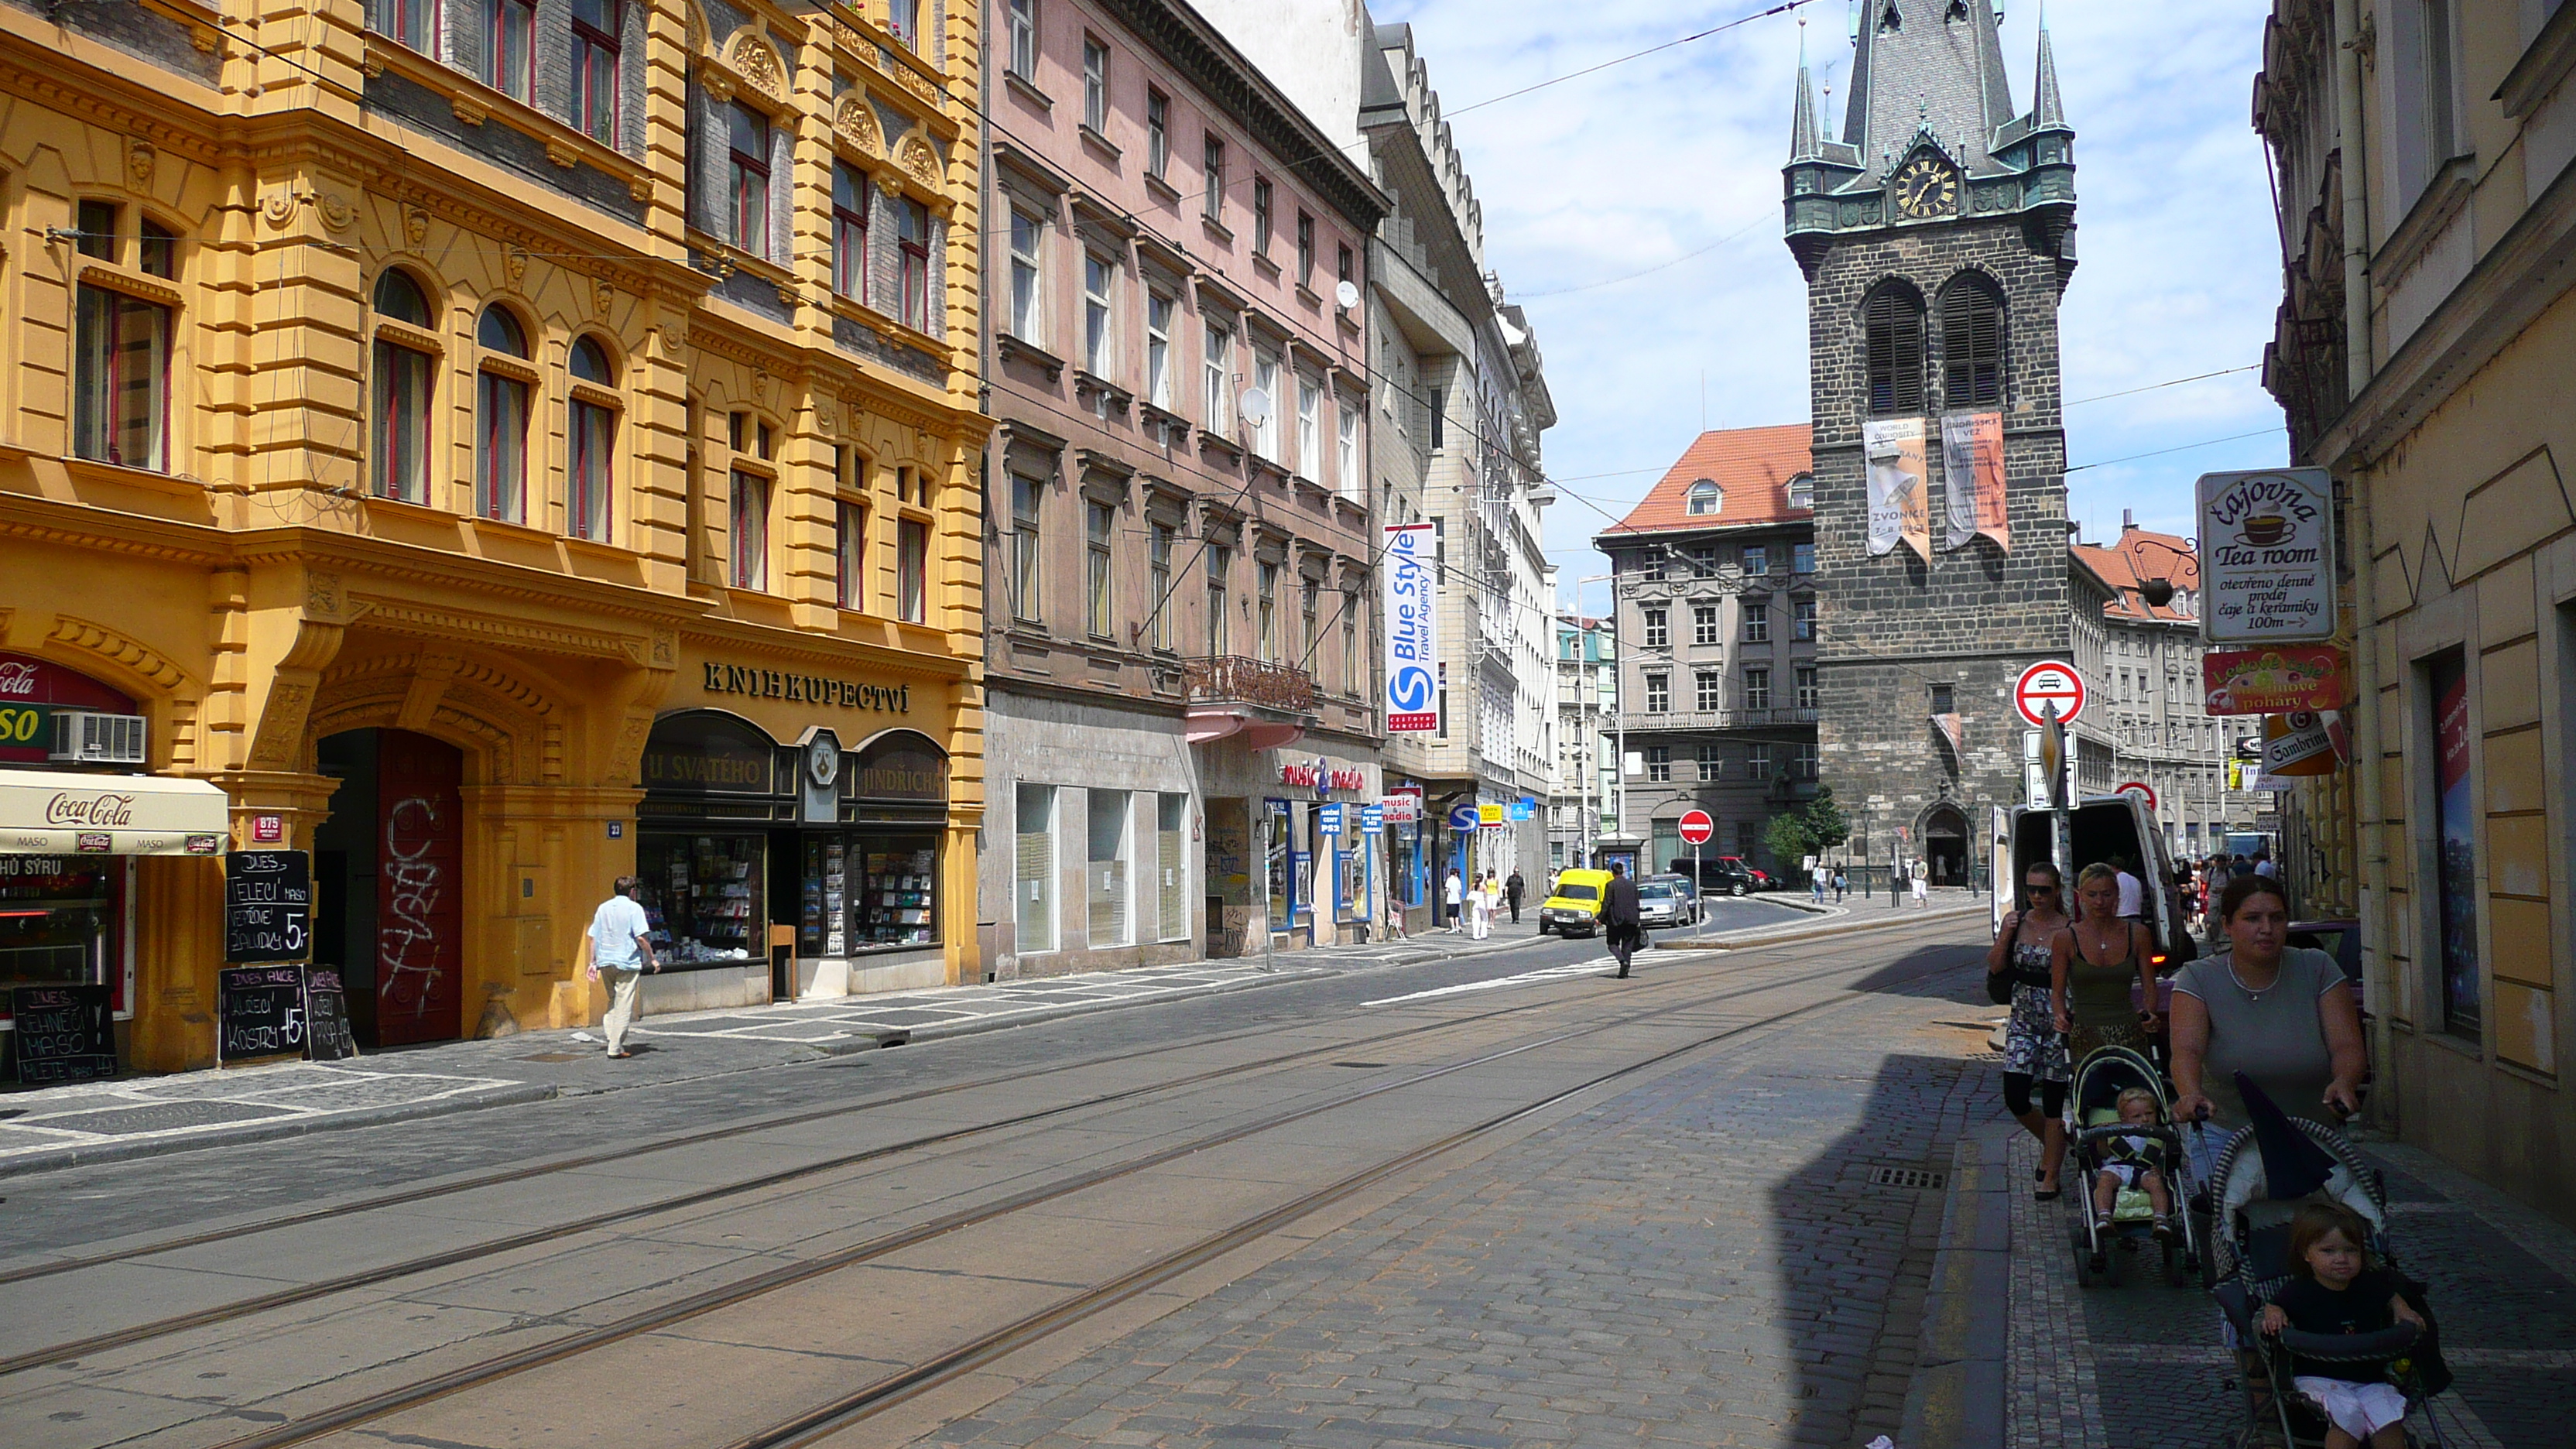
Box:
[1331,1061,1386,1069]
[1869,1166,1949,1191]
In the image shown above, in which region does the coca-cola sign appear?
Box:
[46,793,137,827]
[0,654,134,763]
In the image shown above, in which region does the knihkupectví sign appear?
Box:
[2197,468,2337,644]
[10,984,116,1084]
[225,850,313,964]
[1382,522,1440,732]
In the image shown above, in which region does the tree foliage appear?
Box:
[1761,786,1852,878]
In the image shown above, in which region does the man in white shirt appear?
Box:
[2114,856,2145,920]
[586,875,658,1059]
[2255,854,2280,881]
[1444,868,1464,933]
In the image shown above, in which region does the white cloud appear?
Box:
[1371,0,2284,576]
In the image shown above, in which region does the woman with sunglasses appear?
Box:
[1988,860,2071,1197]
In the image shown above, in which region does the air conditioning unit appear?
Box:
[50,711,148,766]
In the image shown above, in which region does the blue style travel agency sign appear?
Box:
[1382,523,1439,733]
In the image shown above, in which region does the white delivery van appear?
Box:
[1991,793,2200,971]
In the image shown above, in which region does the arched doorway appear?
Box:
[313,728,464,1046]
[1922,804,1970,889]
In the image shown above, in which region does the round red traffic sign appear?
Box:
[2013,660,2088,728]
[2115,781,2157,811]
[1677,809,1714,845]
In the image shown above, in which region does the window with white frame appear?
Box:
[1083,254,1113,377]
[1202,133,1225,219]
[1744,666,1771,710]
[1016,783,1057,954]
[1747,742,1773,780]
[1081,36,1108,133]
[74,285,173,472]
[1692,605,1718,646]
[729,469,769,589]
[1011,471,1043,621]
[897,516,928,622]
[1009,208,1043,342]
[896,198,931,331]
[1205,546,1230,654]
[1203,322,1231,430]
[1005,0,1035,79]
[1145,292,1173,408]
[1146,89,1169,176]
[1257,560,1278,660]
[1086,501,1114,639]
[1148,522,1174,649]
[378,0,436,52]
[1336,402,1358,498]
[1695,744,1721,781]
[837,495,865,609]
[1251,352,1279,459]
[1296,378,1321,478]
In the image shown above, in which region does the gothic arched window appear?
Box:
[1862,283,1927,416]
[1941,274,2006,408]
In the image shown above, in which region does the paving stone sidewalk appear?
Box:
[1993,1121,2576,1448]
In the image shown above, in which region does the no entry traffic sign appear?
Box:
[1677,810,1714,845]
[2013,661,2087,728]
[2115,780,2157,811]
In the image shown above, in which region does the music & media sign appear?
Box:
[1382,522,1439,732]
[2196,468,2337,644]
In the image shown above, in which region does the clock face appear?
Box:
[1893,156,1958,219]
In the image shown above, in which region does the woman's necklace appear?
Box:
[2229,955,2282,1002]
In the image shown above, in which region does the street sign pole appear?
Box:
[1694,842,1704,937]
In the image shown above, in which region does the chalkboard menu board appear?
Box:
[305,968,356,1062]
[226,850,312,964]
[218,965,308,1061]
[11,984,118,1084]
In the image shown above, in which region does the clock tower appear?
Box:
[1782,2,2084,885]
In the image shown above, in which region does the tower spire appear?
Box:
[1789,19,1821,161]
[2033,8,2067,131]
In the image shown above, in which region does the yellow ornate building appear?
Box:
[0,0,987,1071]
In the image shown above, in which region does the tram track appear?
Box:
[138,932,1982,1449]
[0,909,1962,1297]
[0,916,1975,1386]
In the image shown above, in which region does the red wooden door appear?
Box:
[374,730,463,1045]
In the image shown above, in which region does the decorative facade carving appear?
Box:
[730,35,785,98]
[834,94,883,155]
[125,138,154,187]
[899,134,942,188]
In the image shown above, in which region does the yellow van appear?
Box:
[1538,868,1614,937]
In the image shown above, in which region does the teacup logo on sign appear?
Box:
[2205,474,2321,556]
[45,793,135,827]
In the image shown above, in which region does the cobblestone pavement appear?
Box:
[1999,1125,2576,1448]
[900,960,1998,1449]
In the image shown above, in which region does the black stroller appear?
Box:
[2064,1045,2201,1286]
[2204,1104,2451,1447]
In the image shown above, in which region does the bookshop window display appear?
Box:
[639,833,764,966]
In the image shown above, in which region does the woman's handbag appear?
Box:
[1987,966,2015,1005]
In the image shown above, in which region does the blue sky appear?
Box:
[1370,0,2287,608]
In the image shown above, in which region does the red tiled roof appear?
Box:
[1596,423,1814,539]
[2074,526,2201,623]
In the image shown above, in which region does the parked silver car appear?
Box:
[1636,879,1699,929]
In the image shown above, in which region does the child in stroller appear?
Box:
[2090,1087,2177,1242]
[2207,1101,2452,1449]
[2064,1046,2199,1286]
[2257,1202,2427,1449]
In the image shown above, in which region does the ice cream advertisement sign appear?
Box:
[2195,468,2337,644]
[2202,644,2352,716]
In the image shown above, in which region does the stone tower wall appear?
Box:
[1806,214,2074,860]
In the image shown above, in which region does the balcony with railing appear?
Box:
[1183,655,1317,749]
[1619,706,1821,733]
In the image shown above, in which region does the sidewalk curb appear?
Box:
[0,1082,558,1181]
[1653,900,1988,951]
[1898,1123,2013,1449]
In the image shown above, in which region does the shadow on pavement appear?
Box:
[1764,1050,1979,1447]
[1847,944,1991,1000]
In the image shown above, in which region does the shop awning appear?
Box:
[0,772,229,856]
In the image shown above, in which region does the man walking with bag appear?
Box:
[1601,862,1644,978]
[1505,869,1525,924]
[586,875,658,1060]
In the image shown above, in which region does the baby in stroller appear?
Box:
[2090,1087,2177,1242]
[2257,1202,2427,1449]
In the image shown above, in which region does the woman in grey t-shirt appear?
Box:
[2170,875,2365,1184]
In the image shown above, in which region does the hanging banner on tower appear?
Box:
[1941,411,2009,552]
[1383,522,1440,732]
[1864,418,1930,560]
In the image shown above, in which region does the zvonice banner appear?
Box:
[1941,411,2009,552]
[1864,418,1930,560]
[1382,522,1440,733]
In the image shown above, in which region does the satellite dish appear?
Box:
[1239,387,1273,426]
[1335,279,1360,310]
